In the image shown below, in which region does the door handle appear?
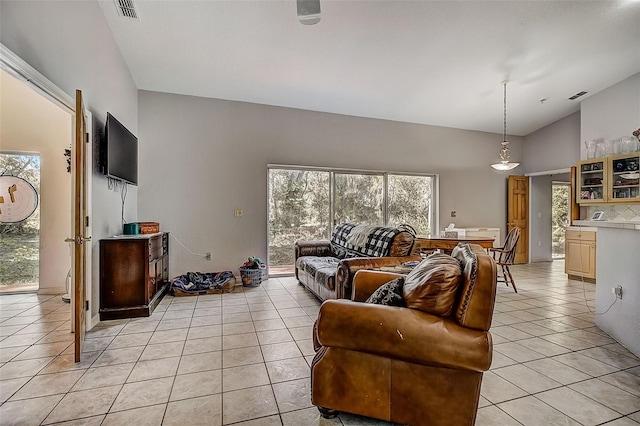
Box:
[65,236,92,244]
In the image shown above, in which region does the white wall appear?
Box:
[596,228,640,357]
[1,0,139,318]
[523,112,580,174]
[0,71,72,293]
[138,91,523,276]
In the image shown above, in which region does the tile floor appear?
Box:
[0,260,639,425]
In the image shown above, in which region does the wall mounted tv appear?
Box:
[104,112,138,186]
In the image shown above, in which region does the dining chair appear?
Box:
[489,227,521,293]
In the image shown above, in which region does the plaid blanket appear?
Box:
[330,223,400,259]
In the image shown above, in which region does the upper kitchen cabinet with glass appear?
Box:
[577,153,640,204]
[577,159,607,204]
[609,153,640,202]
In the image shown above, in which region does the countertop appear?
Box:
[572,220,640,231]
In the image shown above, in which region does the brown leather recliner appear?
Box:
[311,243,497,426]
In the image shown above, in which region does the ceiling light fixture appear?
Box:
[491,81,520,171]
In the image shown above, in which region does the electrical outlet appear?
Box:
[614,285,622,299]
[205,252,212,261]
[234,209,243,217]
[450,211,456,217]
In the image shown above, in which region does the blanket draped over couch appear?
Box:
[295,223,420,300]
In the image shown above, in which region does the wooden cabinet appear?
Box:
[100,232,169,320]
[577,153,640,204]
[564,229,596,280]
[577,159,607,204]
[609,153,640,202]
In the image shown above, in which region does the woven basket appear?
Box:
[238,267,265,287]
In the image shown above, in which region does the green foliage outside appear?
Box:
[0,154,40,287]
[268,170,330,267]
[552,184,569,258]
[268,169,433,267]
[334,174,384,225]
[388,174,431,235]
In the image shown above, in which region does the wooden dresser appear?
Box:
[99,232,169,320]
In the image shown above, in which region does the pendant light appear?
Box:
[491,81,520,171]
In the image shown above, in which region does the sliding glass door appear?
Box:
[387,174,433,235]
[333,172,384,226]
[268,169,330,274]
[267,166,436,274]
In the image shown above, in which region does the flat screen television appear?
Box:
[104,112,138,185]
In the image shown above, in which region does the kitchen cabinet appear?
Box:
[577,159,607,204]
[608,153,640,202]
[577,153,640,204]
[564,228,596,280]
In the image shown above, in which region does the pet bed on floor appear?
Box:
[171,271,236,296]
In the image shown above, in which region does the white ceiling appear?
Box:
[98,0,640,136]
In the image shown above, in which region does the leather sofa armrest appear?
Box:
[295,240,333,259]
[351,270,405,302]
[336,255,421,299]
[316,299,492,372]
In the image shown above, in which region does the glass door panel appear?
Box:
[333,173,383,226]
[0,153,41,292]
[268,169,330,274]
[387,174,433,235]
[552,182,570,259]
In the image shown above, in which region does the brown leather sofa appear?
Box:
[295,223,420,301]
[311,243,497,426]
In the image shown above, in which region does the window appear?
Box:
[267,166,436,274]
[552,182,570,259]
[0,153,41,292]
[334,172,384,226]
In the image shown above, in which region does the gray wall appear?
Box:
[581,72,640,158]
[1,0,138,320]
[523,112,580,174]
[138,91,523,275]
[529,173,570,262]
[581,72,640,356]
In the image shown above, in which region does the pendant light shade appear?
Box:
[491,81,520,171]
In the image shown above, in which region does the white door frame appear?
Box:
[1,43,94,331]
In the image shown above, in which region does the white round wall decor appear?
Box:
[0,175,39,224]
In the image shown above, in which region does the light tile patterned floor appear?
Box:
[0,260,639,425]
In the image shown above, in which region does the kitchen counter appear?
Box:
[565,225,598,232]
[573,220,640,230]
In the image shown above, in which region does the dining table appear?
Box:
[412,235,496,256]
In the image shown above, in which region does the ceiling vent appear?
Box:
[568,91,588,101]
[114,0,139,19]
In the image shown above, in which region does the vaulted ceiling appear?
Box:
[99,0,640,136]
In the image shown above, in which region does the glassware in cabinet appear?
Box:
[609,153,640,202]
[577,159,607,204]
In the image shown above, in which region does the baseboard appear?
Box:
[568,274,596,283]
[37,286,67,295]
[89,314,100,331]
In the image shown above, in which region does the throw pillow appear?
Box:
[365,278,406,307]
[402,253,462,317]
